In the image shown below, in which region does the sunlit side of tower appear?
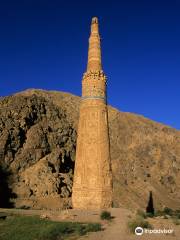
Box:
[72,17,112,209]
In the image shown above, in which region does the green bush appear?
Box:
[0,215,102,240]
[85,223,102,233]
[75,223,101,236]
[128,216,153,233]
[100,211,111,220]
[163,207,173,216]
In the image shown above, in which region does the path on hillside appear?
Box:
[80,208,131,240]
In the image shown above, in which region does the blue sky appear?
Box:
[0,0,179,129]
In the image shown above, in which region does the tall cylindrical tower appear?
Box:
[72,17,112,209]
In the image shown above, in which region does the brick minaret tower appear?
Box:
[72,17,112,209]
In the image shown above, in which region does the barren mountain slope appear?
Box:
[0,89,179,210]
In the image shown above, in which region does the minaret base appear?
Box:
[72,188,112,209]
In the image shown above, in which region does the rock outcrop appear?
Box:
[0,89,179,210]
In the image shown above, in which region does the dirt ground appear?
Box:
[78,208,180,240]
[0,207,179,240]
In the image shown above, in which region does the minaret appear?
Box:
[72,17,112,209]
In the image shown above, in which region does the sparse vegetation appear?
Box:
[76,223,102,235]
[136,209,147,218]
[136,207,180,221]
[136,209,154,219]
[155,207,180,218]
[163,207,173,216]
[146,212,154,218]
[153,207,180,226]
[100,211,112,220]
[128,216,153,233]
[0,215,102,240]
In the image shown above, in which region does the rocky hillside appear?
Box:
[0,89,179,210]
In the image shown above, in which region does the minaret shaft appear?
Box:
[72,17,112,209]
[87,17,102,72]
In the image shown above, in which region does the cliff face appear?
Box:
[0,89,179,210]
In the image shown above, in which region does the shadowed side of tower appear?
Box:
[72,17,112,209]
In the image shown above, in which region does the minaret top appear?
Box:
[90,17,99,35]
[92,17,98,24]
[87,17,102,72]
